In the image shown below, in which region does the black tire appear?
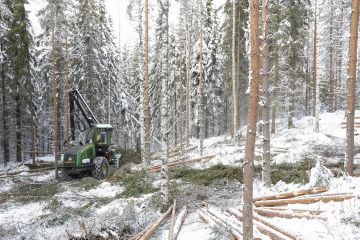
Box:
[92,156,109,180]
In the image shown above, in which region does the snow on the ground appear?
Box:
[0,111,359,239]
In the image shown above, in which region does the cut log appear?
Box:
[173,206,187,240]
[256,207,324,215]
[206,208,243,236]
[253,187,328,202]
[168,200,176,240]
[254,208,325,220]
[138,204,173,240]
[198,208,242,240]
[254,193,353,207]
[227,208,300,240]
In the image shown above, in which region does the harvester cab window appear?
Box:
[86,128,95,143]
[96,131,107,145]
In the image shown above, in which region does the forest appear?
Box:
[0,0,360,239]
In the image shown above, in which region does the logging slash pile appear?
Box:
[66,186,356,240]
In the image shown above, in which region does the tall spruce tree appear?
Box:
[7,0,35,162]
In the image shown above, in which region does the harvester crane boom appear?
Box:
[69,89,99,141]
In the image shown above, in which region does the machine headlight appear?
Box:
[68,157,73,161]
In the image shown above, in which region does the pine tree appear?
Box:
[261,0,271,187]
[345,0,360,176]
[243,1,260,238]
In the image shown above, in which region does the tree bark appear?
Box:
[328,0,334,112]
[143,0,151,166]
[313,0,319,133]
[51,9,59,179]
[198,0,204,156]
[232,0,237,139]
[261,0,271,187]
[346,0,360,176]
[1,41,9,166]
[178,0,184,155]
[185,9,193,147]
[243,0,260,239]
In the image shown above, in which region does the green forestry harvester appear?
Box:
[59,89,121,179]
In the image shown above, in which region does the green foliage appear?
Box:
[119,170,159,197]
[70,177,102,191]
[10,183,61,203]
[169,165,244,186]
[116,148,142,164]
[271,161,315,184]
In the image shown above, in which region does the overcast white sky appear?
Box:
[27,0,226,48]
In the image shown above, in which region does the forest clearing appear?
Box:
[1,0,360,239]
[0,112,359,239]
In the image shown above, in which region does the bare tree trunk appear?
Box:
[143,0,151,166]
[261,0,271,187]
[314,0,319,133]
[328,0,334,112]
[335,3,344,111]
[160,0,170,207]
[51,10,59,179]
[243,0,260,239]
[1,41,9,166]
[271,0,280,134]
[345,0,360,176]
[26,67,36,165]
[178,0,184,154]
[64,19,70,144]
[185,19,192,147]
[198,0,204,156]
[232,0,237,139]
[305,32,310,116]
[15,89,22,162]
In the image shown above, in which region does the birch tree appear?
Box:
[345,0,360,176]
[243,0,260,238]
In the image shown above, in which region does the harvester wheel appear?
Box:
[92,156,109,180]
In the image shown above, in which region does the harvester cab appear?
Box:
[60,90,121,180]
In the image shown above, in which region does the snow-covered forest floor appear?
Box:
[0,111,359,240]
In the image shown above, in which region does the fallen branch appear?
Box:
[139,204,174,240]
[253,187,328,202]
[254,193,353,207]
[254,208,325,220]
